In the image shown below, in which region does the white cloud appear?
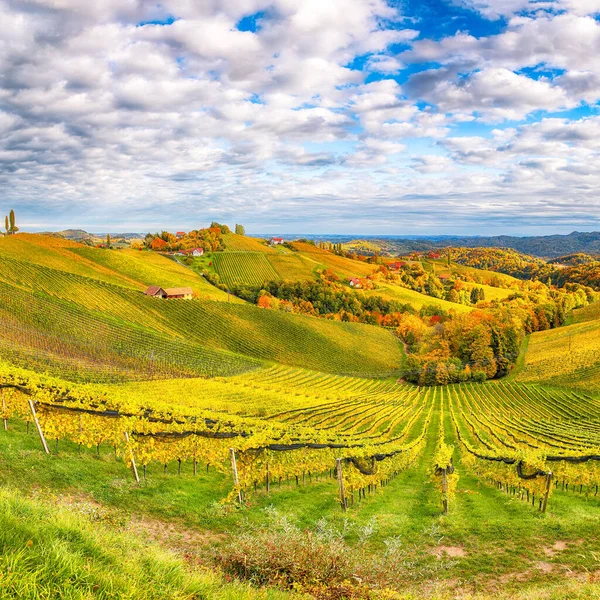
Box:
[2,0,600,233]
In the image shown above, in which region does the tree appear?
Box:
[446,288,460,303]
[435,362,450,385]
[106,233,111,248]
[235,224,245,235]
[8,210,18,235]
[4,215,8,235]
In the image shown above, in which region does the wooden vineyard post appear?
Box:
[441,468,449,515]
[124,432,140,484]
[230,448,243,503]
[541,472,553,513]
[336,458,348,511]
[28,400,49,454]
[1,389,7,431]
[266,462,270,494]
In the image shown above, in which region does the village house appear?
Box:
[144,286,193,300]
[144,286,167,298]
[270,237,284,245]
[176,231,186,238]
[164,287,193,299]
[388,261,406,271]
[349,277,362,289]
[181,247,204,257]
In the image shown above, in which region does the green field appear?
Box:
[515,318,600,390]
[0,253,403,379]
[3,377,600,599]
[212,251,280,287]
[3,234,600,599]
[364,282,473,313]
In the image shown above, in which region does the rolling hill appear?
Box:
[515,319,600,390]
[0,241,403,379]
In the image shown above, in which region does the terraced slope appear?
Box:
[0,255,403,379]
[0,233,230,301]
[212,252,279,287]
[222,233,276,253]
[515,317,600,390]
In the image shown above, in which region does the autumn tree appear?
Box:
[235,224,245,235]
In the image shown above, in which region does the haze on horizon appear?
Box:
[1,0,600,235]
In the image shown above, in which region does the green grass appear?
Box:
[3,412,600,599]
[222,233,276,253]
[569,301,600,324]
[68,247,230,301]
[0,484,296,600]
[0,233,230,301]
[515,319,600,390]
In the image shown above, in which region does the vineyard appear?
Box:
[516,318,600,391]
[0,255,403,379]
[3,358,600,517]
[3,234,600,598]
[212,252,280,287]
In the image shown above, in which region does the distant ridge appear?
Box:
[303,231,600,258]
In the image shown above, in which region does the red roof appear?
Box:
[145,286,166,297]
[272,237,284,241]
[176,231,186,236]
[164,287,193,297]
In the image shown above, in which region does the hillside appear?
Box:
[208,234,378,286]
[0,243,403,379]
[0,487,292,600]
[515,318,600,390]
[363,283,473,313]
[0,233,230,301]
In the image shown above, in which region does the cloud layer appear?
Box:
[1,0,600,233]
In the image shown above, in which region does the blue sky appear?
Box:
[1,0,600,235]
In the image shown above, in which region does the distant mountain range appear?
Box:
[299,231,600,258]
[35,229,600,258]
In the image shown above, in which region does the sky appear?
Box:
[1,0,600,235]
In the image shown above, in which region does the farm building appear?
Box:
[388,261,406,270]
[176,231,186,238]
[270,237,284,245]
[145,286,167,298]
[164,287,193,299]
[144,286,193,299]
[349,278,362,289]
[181,247,204,257]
